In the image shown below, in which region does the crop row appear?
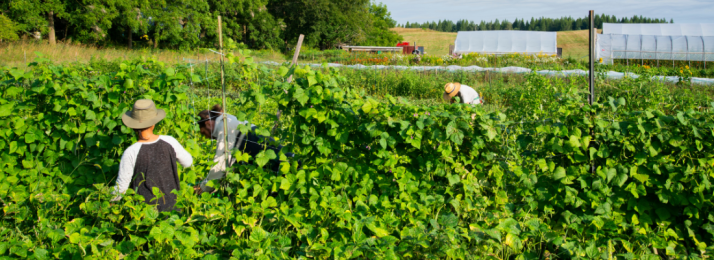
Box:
[297,50,714,79]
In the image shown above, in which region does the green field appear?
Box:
[1,49,714,259]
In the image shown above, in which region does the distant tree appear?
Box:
[504,20,512,30]
[0,14,19,42]
[148,0,211,49]
[5,0,67,44]
[114,0,151,49]
[356,2,402,46]
[269,0,371,49]
[65,0,119,43]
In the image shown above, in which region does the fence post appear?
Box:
[287,34,305,83]
[217,15,230,183]
[589,10,596,176]
[589,10,595,106]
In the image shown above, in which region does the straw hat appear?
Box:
[121,99,166,129]
[443,82,461,101]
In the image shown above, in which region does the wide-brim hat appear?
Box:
[443,82,461,101]
[121,99,166,129]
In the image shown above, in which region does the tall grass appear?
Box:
[0,40,287,67]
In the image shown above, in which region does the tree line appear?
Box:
[0,0,402,50]
[400,14,673,33]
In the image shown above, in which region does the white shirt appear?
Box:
[199,113,252,192]
[112,135,193,200]
[458,85,483,105]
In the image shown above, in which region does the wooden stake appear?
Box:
[287,34,305,83]
[218,15,230,183]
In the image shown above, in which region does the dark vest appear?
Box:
[131,139,181,212]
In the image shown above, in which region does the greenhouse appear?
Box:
[597,34,714,64]
[453,31,557,55]
[603,23,714,36]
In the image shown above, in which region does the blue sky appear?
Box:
[378,0,714,25]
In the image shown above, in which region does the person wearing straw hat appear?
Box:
[443,82,483,105]
[111,99,193,212]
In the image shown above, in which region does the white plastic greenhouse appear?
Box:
[453,31,558,55]
[603,23,714,36]
[597,23,714,64]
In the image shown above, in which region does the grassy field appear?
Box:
[391,27,602,59]
[0,40,287,67]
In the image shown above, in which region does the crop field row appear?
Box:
[1,51,714,259]
[296,50,714,79]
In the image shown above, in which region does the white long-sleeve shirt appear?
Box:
[112,135,193,200]
[199,113,252,192]
[458,85,483,105]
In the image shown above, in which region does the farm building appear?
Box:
[597,23,714,64]
[452,31,558,55]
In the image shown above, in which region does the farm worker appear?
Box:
[111,99,193,212]
[194,105,292,195]
[443,82,483,105]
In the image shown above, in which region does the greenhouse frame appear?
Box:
[603,23,714,36]
[597,23,714,65]
[453,31,558,55]
[597,34,714,65]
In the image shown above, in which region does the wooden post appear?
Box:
[589,10,595,176]
[218,15,230,183]
[588,10,595,106]
[287,34,305,83]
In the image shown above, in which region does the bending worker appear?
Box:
[443,82,483,105]
[194,105,289,194]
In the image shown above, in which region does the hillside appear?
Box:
[390,28,602,59]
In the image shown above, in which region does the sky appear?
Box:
[378,0,714,25]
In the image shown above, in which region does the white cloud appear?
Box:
[378,0,714,25]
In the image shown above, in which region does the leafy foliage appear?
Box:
[0,14,19,42]
[1,0,403,50]
[0,52,713,259]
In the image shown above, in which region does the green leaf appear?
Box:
[447,174,460,186]
[484,229,501,242]
[67,107,77,116]
[0,103,14,117]
[256,150,277,168]
[606,168,617,184]
[362,102,373,113]
[568,135,581,148]
[165,68,175,76]
[261,197,277,209]
[145,207,159,220]
[86,110,96,120]
[553,167,566,180]
[249,227,269,242]
[33,248,48,260]
[69,233,81,244]
[613,172,628,187]
[149,227,162,239]
[25,133,36,143]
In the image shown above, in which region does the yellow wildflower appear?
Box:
[685,65,689,69]
[680,70,684,73]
